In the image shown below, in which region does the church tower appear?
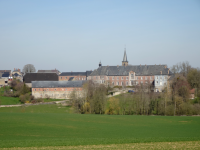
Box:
[122,48,128,66]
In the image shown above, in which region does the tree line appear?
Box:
[70,61,200,116]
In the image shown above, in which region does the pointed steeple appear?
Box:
[122,48,128,66]
[123,48,128,62]
[99,61,102,67]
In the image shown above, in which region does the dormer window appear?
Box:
[131,74,134,79]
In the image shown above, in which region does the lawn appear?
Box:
[0,105,200,148]
[0,96,21,105]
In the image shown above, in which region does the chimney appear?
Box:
[155,64,156,66]
[140,64,141,66]
[165,66,167,68]
[168,69,170,74]
[117,65,119,68]
[145,64,146,66]
[160,71,162,74]
[14,68,15,70]
[159,64,161,66]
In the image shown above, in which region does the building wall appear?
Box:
[0,79,6,87]
[32,87,83,99]
[88,75,155,86]
[59,76,86,81]
[154,75,169,92]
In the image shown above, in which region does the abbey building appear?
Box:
[88,49,172,92]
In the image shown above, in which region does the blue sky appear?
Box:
[0,0,200,72]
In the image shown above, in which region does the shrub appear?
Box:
[19,93,31,103]
[165,105,174,116]
[179,102,193,115]
[105,97,120,115]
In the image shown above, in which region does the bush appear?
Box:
[179,103,193,115]
[165,105,174,116]
[105,97,120,115]
[19,93,31,103]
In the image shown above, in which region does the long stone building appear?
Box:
[32,80,86,99]
[88,49,173,92]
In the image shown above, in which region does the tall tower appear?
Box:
[122,48,128,66]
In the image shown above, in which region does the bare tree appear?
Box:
[171,61,191,77]
[23,64,36,74]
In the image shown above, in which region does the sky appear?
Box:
[0,0,200,72]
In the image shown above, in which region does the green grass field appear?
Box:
[0,96,21,105]
[0,104,200,149]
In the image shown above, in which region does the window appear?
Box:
[141,77,143,80]
[126,82,128,85]
[141,81,143,84]
[121,82,123,85]
[150,76,152,80]
[131,74,134,79]
[122,77,123,80]
[107,77,109,80]
[65,77,67,79]
[136,77,138,80]
[96,76,97,79]
[164,83,166,86]
[145,77,147,80]
[117,77,119,80]
[160,82,162,85]
[112,82,114,85]
[61,77,62,79]
[55,89,56,91]
[112,77,114,80]
[136,81,138,85]
[146,81,148,84]
[65,89,67,91]
[157,76,158,79]
[34,89,36,91]
[126,77,128,80]
[157,81,158,84]
[165,76,167,80]
[160,76,162,80]
[39,89,40,91]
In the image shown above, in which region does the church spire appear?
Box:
[123,48,128,62]
[122,48,128,66]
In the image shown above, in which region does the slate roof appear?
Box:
[2,73,10,78]
[60,71,92,77]
[13,73,20,77]
[90,65,173,76]
[32,81,86,88]
[23,73,58,83]
[38,70,60,75]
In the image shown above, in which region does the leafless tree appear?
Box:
[23,64,36,74]
[171,61,191,77]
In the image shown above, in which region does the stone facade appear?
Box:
[32,81,86,99]
[32,87,83,99]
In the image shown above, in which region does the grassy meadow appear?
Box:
[0,104,200,149]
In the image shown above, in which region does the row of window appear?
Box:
[156,81,167,86]
[33,88,80,91]
[60,77,86,80]
[100,81,153,86]
[94,76,154,80]
[155,76,168,80]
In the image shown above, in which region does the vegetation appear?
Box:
[1,141,200,150]
[0,105,200,148]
